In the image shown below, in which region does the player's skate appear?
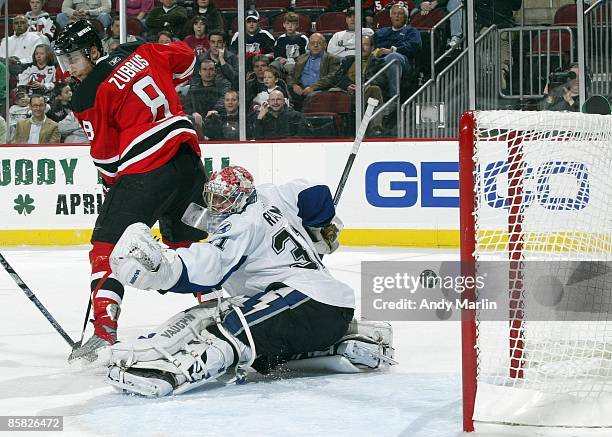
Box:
[69,296,119,368]
[68,334,113,367]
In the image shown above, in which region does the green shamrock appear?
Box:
[14,194,35,215]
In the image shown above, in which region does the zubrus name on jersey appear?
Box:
[108,54,150,89]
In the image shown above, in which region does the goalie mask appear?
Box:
[182,166,256,233]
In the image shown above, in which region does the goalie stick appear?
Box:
[333,97,379,206]
[0,252,76,348]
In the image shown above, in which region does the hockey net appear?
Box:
[459,110,612,431]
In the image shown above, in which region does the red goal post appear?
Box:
[459,110,612,432]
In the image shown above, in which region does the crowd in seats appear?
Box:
[6,0,592,142]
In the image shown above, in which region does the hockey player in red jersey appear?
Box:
[53,20,208,366]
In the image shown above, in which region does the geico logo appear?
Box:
[365,161,459,208]
[482,160,590,211]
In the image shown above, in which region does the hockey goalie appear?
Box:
[107,165,396,396]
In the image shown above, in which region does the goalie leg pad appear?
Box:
[107,330,236,396]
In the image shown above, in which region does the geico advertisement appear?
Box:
[1,141,595,232]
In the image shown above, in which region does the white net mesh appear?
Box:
[469,110,612,426]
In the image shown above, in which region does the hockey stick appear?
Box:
[333,97,379,206]
[0,252,76,348]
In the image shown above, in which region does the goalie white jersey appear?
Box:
[172,179,355,309]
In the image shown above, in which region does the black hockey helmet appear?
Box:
[53,20,103,72]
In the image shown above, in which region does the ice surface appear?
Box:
[0,246,468,437]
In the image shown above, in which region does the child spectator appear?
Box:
[9,92,31,132]
[272,12,309,76]
[230,9,275,69]
[58,111,89,142]
[252,67,291,109]
[26,0,57,43]
[183,15,209,57]
[47,83,72,122]
[17,44,59,98]
[186,0,224,34]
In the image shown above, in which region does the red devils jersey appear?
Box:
[72,41,199,185]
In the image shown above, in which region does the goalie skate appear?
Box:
[284,320,396,373]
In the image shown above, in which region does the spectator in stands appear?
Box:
[335,35,385,136]
[203,89,240,140]
[412,0,463,48]
[12,95,60,144]
[26,0,57,43]
[183,15,209,57]
[246,55,270,104]
[102,16,138,54]
[327,7,356,58]
[287,33,340,108]
[252,67,291,109]
[47,82,72,122]
[125,0,154,22]
[17,44,59,98]
[201,31,238,90]
[57,0,112,30]
[157,30,174,44]
[272,12,309,76]
[184,60,227,131]
[186,0,224,34]
[475,0,522,89]
[0,16,48,68]
[58,111,88,142]
[146,0,188,39]
[9,92,31,133]
[373,3,422,98]
[541,63,582,112]
[254,90,311,140]
[230,9,275,70]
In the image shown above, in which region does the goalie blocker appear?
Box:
[107,166,396,396]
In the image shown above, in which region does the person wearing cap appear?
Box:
[373,3,421,98]
[327,7,356,58]
[230,9,275,70]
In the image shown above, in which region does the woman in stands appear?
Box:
[17,44,61,98]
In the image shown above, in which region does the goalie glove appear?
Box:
[306,216,344,255]
[110,223,183,291]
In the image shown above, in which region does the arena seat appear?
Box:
[215,0,238,12]
[554,4,577,26]
[316,12,347,36]
[302,91,351,115]
[7,0,31,15]
[46,0,63,14]
[410,8,446,30]
[295,0,330,16]
[255,0,290,13]
[303,112,344,138]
